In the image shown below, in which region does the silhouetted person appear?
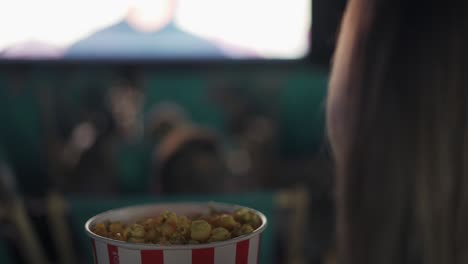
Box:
[326,0,468,264]
[65,0,226,59]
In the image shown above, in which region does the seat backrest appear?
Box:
[0,239,13,264]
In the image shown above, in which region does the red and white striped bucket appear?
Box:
[85,203,267,264]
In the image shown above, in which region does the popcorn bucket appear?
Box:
[85,202,267,264]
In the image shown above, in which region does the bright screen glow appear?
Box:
[0,0,311,60]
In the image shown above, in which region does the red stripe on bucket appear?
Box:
[107,244,119,264]
[236,240,250,264]
[192,248,214,264]
[141,250,164,264]
[91,239,98,264]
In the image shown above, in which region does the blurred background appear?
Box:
[0,0,346,263]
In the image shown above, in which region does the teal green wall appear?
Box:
[0,67,328,193]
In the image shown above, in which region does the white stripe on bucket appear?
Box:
[248,236,260,264]
[214,243,236,264]
[164,249,192,264]
[119,247,142,264]
[95,240,110,264]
